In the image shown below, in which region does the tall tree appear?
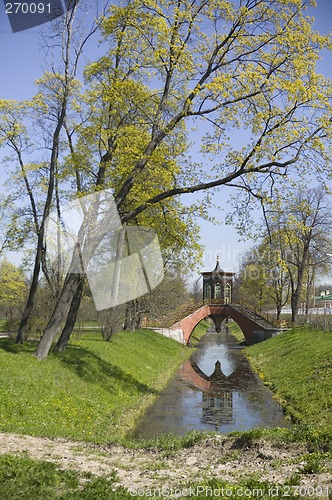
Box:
[1,0,331,358]
[263,186,332,322]
[237,242,290,320]
[35,0,332,359]
[14,2,85,343]
[0,1,102,344]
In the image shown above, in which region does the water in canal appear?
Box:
[134,326,290,438]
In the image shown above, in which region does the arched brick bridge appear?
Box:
[170,303,280,345]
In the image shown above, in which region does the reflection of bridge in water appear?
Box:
[180,357,255,392]
[179,356,257,426]
[133,327,290,438]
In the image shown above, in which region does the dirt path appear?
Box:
[0,432,331,495]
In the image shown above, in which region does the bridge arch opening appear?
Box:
[187,314,243,345]
[180,304,249,345]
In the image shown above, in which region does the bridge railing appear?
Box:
[143,299,200,328]
[233,302,279,328]
[202,298,224,305]
[203,300,279,328]
[143,299,280,329]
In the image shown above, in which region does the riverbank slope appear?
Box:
[0,328,195,443]
[244,324,332,430]
[0,324,331,498]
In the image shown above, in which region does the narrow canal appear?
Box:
[134,325,290,438]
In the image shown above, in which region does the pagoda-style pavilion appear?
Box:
[201,256,235,304]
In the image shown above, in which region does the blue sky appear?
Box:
[0,0,331,276]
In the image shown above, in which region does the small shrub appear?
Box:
[299,456,323,474]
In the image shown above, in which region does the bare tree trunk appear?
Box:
[35,272,81,360]
[16,257,42,344]
[16,115,64,344]
[291,246,309,323]
[305,271,314,318]
[291,294,298,323]
[124,299,143,332]
[54,277,84,352]
[305,280,311,317]
[99,304,126,341]
[276,300,281,321]
[124,300,135,332]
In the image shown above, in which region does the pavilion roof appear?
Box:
[201,256,235,277]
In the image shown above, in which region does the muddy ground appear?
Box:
[0,432,331,495]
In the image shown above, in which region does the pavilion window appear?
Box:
[224,283,231,304]
[205,284,211,300]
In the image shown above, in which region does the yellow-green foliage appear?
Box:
[246,326,332,426]
[0,329,190,443]
[0,260,27,318]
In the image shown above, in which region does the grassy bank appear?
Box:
[245,325,332,428]
[189,319,210,346]
[227,322,332,448]
[0,328,195,443]
[227,321,245,342]
[1,323,332,498]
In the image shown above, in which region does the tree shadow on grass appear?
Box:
[0,338,157,396]
[0,337,37,354]
[56,345,157,396]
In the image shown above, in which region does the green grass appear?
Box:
[226,321,245,342]
[0,453,309,500]
[1,323,332,499]
[130,429,212,453]
[229,425,332,452]
[189,319,210,346]
[245,326,332,428]
[0,328,192,443]
[0,454,133,499]
[0,319,7,332]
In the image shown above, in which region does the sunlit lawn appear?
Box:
[246,326,332,427]
[0,329,192,443]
